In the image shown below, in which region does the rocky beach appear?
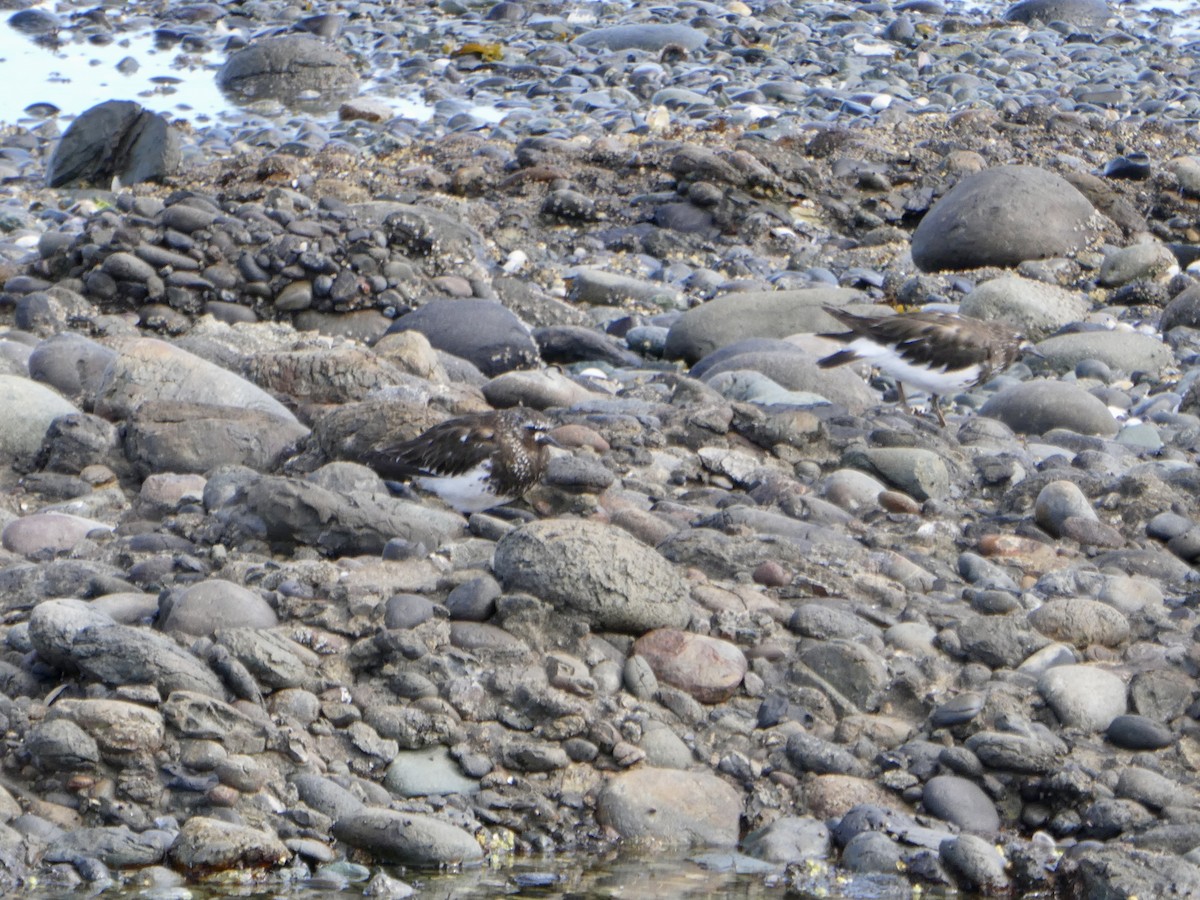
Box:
[3,0,1200,896]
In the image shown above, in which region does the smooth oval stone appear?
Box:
[1106,714,1174,750]
[980,381,1118,436]
[922,775,1000,834]
[0,374,80,463]
[912,166,1095,272]
[1038,664,1128,732]
[595,767,740,847]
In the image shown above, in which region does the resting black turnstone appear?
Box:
[818,306,1030,426]
[362,408,558,513]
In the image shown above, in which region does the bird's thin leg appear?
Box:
[933,395,947,428]
[896,381,911,414]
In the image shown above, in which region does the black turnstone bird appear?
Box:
[818,306,1030,426]
[362,409,558,513]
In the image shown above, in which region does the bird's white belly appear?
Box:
[415,465,511,513]
[847,338,983,396]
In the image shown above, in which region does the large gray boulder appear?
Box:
[493,519,691,633]
[911,166,1096,272]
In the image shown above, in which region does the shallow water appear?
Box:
[11,849,1033,900]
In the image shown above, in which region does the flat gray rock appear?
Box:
[911,166,1096,272]
[332,808,483,866]
[574,23,708,51]
[94,338,299,425]
[1034,331,1171,375]
[980,380,1118,436]
[125,400,308,476]
[665,288,863,364]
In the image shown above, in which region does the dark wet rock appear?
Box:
[1106,715,1173,750]
[922,776,1000,834]
[632,629,746,703]
[386,300,540,377]
[44,826,171,868]
[217,35,358,105]
[596,768,740,846]
[29,599,224,697]
[332,808,483,866]
[167,816,289,875]
[45,101,180,188]
[785,732,866,777]
[1060,845,1200,899]
[125,401,308,477]
[911,166,1096,272]
[26,718,100,771]
[940,834,1009,893]
[743,817,832,863]
[493,519,691,633]
[664,289,861,364]
[980,381,1119,436]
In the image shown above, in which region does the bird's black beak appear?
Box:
[1019,340,1043,359]
[536,432,563,449]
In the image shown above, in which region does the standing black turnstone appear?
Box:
[362,408,559,513]
[818,306,1029,425]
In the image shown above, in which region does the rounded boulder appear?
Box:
[493,519,691,633]
[911,166,1095,272]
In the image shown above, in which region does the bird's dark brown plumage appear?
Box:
[361,408,556,512]
[818,306,1029,424]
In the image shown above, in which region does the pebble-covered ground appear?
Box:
[5,0,1200,896]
